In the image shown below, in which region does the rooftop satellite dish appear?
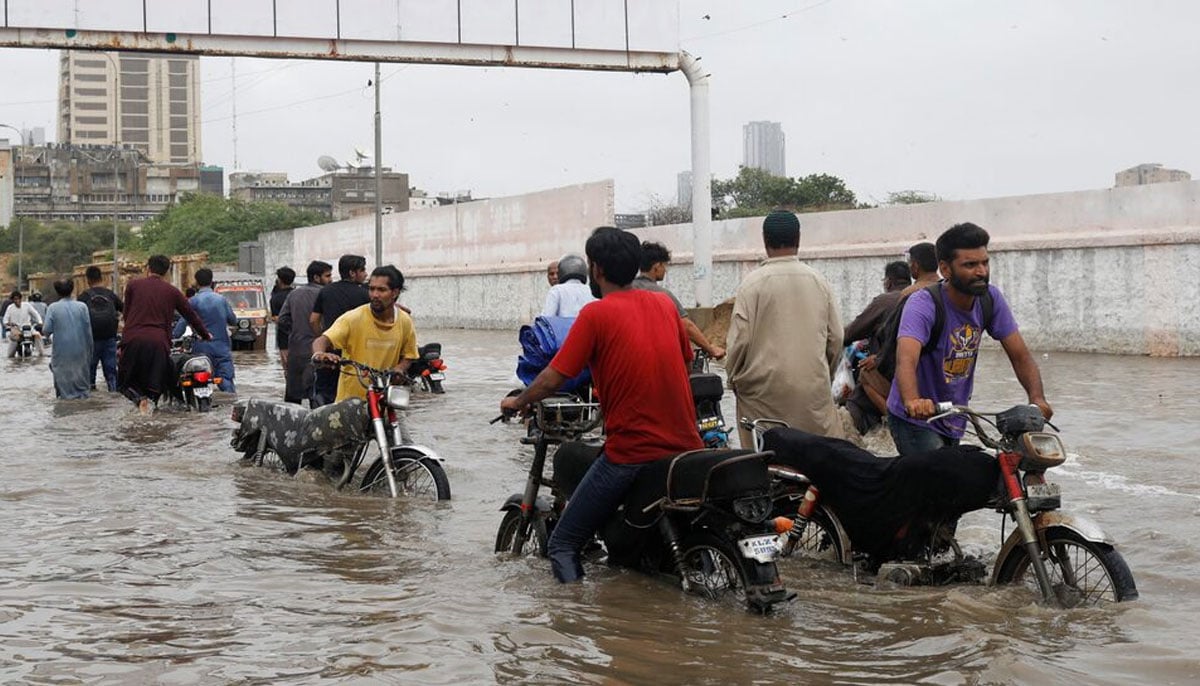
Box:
[354,146,371,162]
[317,155,341,172]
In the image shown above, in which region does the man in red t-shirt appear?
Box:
[501,226,703,582]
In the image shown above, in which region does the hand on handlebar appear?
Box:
[311,351,341,367]
[904,397,937,419]
[499,395,526,420]
[1032,398,1054,421]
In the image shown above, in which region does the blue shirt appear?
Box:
[174,287,237,346]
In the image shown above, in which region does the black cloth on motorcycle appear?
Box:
[239,397,371,467]
[516,316,591,394]
[762,427,999,561]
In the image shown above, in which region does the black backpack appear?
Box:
[86,289,119,339]
[874,282,994,381]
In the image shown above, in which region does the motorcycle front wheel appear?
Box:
[495,509,549,556]
[994,526,1138,606]
[359,448,451,500]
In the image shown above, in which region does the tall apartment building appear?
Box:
[57,50,201,164]
[676,170,693,207]
[742,121,786,177]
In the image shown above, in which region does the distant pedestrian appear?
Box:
[902,241,940,296]
[119,255,211,414]
[270,266,296,366]
[78,265,123,392]
[726,210,844,445]
[309,254,369,407]
[541,254,594,318]
[42,279,93,399]
[174,267,237,393]
[546,261,559,286]
[842,260,911,434]
[278,260,333,405]
[29,291,48,320]
[632,241,725,360]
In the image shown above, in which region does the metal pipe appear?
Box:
[374,61,383,267]
[679,51,712,307]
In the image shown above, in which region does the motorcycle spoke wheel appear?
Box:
[257,449,288,473]
[495,509,549,556]
[360,453,451,501]
[785,506,845,565]
[680,541,747,602]
[996,526,1138,606]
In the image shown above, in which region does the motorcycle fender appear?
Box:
[392,444,443,464]
[990,510,1115,585]
[500,493,553,514]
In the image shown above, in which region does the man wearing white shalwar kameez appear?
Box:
[726,211,844,447]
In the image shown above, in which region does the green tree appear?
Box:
[4,220,136,279]
[885,190,941,205]
[139,193,326,263]
[710,167,860,219]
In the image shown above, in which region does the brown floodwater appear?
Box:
[1,330,1197,684]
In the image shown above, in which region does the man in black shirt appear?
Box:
[308,254,369,407]
[78,265,124,392]
[269,266,296,367]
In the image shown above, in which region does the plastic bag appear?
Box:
[831,345,857,403]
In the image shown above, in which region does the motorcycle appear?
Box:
[493,397,792,613]
[745,403,1138,607]
[408,342,447,393]
[169,333,218,412]
[689,348,730,449]
[12,324,36,358]
[230,358,450,500]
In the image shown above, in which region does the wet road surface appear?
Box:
[1,330,1198,684]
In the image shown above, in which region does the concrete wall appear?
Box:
[261,179,1200,356]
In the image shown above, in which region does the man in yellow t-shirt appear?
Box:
[311,265,418,402]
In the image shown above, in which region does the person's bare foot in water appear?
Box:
[137,398,152,415]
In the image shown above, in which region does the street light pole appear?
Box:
[373,62,383,267]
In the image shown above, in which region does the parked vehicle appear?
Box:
[408,342,447,393]
[746,403,1138,607]
[231,358,450,500]
[169,331,218,412]
[494,397,791,613]
[689,348,730,449]
[212,272,268,351]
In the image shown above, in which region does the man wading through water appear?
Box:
[501,226,703,582]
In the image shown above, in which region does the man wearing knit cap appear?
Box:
[726,210,844,446]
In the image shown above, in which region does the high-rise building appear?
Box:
[677,170,693,207]
[57,50,201,164]
[742,121,786,177]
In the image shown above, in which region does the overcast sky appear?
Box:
[1,0,1197,212]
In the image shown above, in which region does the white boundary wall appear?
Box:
[262,179,1200,356]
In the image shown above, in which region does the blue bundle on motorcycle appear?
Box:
[516,316,591,393]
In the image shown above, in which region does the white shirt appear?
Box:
[541,280,595,318]
[3,302,43,328]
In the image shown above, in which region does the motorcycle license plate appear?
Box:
[428,373,446,381]
[193,385,214,398]
[737,534,780,564]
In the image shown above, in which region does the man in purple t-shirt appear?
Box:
[887,222,1052,455]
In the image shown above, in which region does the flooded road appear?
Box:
[1,330,1198,684]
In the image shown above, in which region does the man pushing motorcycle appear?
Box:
[500,226,703,583]
[310,265,418,401]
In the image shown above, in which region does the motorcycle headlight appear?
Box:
[732,494,772,524]
[1019,432,1067,470]
[181,357,212,374]
[386,385,411,410]
[237,319,251,330]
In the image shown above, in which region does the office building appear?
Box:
[677,170,693,207]
[1114,163,1191,187]
[57,50,202,164]
[742,121,786,177]
[230,169,410,220]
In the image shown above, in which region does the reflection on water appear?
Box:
[0,333,1197,683]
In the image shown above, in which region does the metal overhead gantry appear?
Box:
[0,0,715,306]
